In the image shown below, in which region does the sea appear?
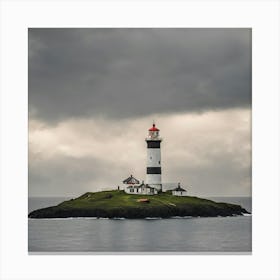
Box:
[28,196,251,253]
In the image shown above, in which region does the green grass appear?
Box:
[29,190,249,219]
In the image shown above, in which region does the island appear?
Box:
[28,190,250,219]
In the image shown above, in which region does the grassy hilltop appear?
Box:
[28,190,249,219]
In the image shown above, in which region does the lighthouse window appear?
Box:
[158,161,160,164]
[147,141,160,148]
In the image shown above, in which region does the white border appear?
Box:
[1,1,279,280]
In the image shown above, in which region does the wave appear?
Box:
[242,213,252,216]
[29,213,251,221]
[29,217,99,220]
[170,216,193,219]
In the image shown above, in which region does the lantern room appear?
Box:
[148,123,160,139]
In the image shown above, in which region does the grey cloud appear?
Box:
[165,152,251,197]
[28,154,127,197]
[29,28,251,123]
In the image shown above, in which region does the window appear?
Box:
[158,161,160,164]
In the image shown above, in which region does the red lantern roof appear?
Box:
[149,123,159,131]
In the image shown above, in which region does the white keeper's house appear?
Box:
[123,175,158,195]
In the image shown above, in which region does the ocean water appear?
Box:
[28,196,251,253]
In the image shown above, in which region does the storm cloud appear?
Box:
[28,28,251,197]
[29,28,251,122]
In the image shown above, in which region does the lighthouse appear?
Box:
[145,122,162,191]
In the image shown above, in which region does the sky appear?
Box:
[28,28,251,197]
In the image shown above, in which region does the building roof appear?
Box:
[141,184,157,189]
[145,184,156,189]
[173,187,186,192]
[123,175,140,184]
[149,123,160,131]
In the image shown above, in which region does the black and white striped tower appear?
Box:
[145,122,162,191]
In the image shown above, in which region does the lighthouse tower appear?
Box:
[145,122,162,191]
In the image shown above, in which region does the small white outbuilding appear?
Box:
[172,183,187,196]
